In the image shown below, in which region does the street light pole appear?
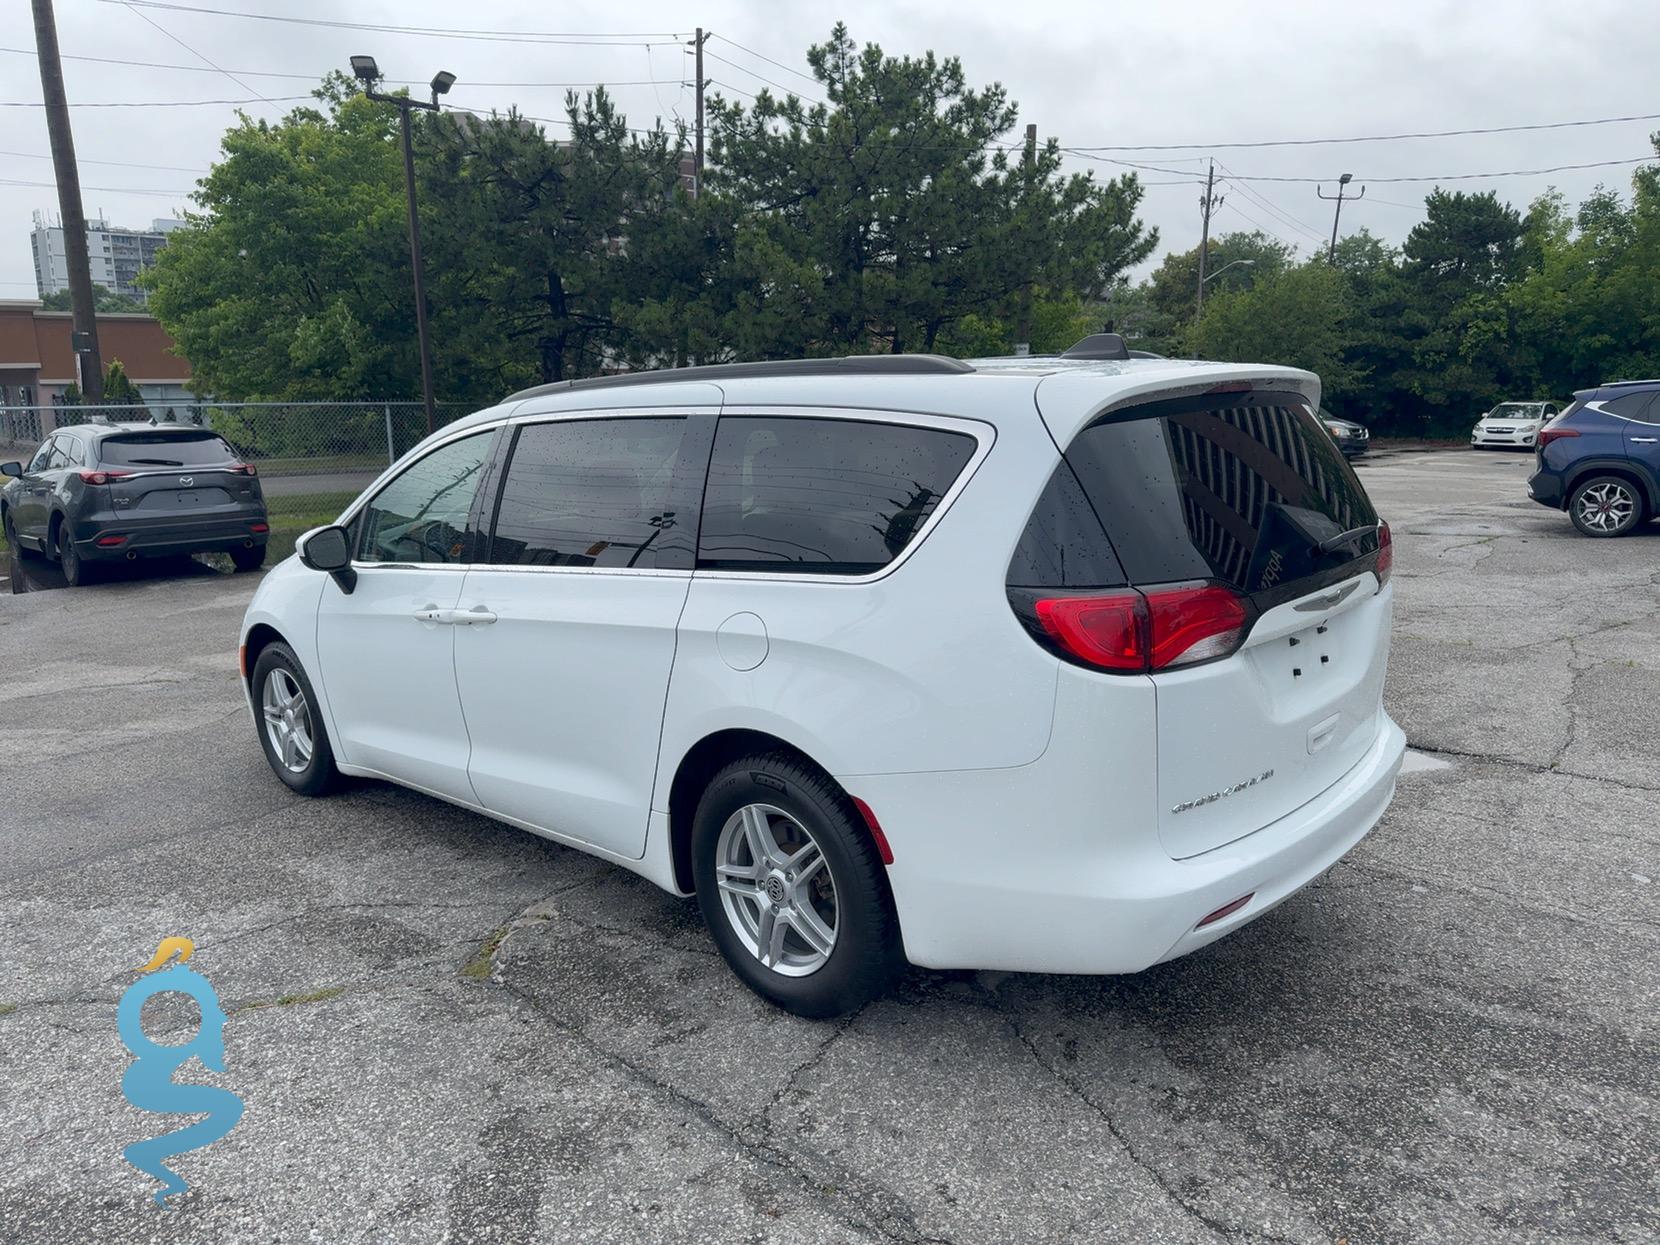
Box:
[352,56,454,438]
[1317,172,1364,265]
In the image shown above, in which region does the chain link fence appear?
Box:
[1,400,477,560]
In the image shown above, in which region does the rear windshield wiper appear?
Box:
[1315,524,1379,555]
[123,458,186,466]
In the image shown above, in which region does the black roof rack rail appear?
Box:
[1598,378,1660,388]
[1059,333,1130,361]
[504,354,974,404]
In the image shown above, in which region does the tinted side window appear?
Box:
[358,431,493,564]
[27,439,53,472]
[1006,461,1126,588]
[488,417,689,569]
[1601,392,1656,421]
[698,416,976,574]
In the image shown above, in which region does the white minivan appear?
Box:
[240,339,1405,1016]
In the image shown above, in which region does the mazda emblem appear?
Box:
[178,476,194,487]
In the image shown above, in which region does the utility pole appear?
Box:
[1014,122,1037,355]
[352,56,453,436]
[1317,172,1364,264]
[1195,160,1221,319]
[31,0,102,401]
[691,28,710,197]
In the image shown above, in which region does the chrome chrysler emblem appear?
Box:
[178,475,194,487]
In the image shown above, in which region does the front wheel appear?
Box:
[1569,475,1645,537]
[251,641,338,796]
[692,753,902,1018]
[2,508,37,560]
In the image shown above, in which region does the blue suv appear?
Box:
[1528,380,1660,537]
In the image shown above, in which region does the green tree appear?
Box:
[1138,230,1297,351]
[1188,261,1365,398]
[39,287,146,312]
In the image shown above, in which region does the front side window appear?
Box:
[488,417,689,569]
[698,416,977,575]
[27,439,54,472]
[357,430,494,564]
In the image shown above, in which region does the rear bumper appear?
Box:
[70,511,269,560]
[850,710,1406,976]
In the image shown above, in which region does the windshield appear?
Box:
[1486,404,1543,420]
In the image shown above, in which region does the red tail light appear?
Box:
[1537,426,1579,449]
[250,522,270,534]
[1197,893,1254,928]
[850,797,894,865]
[95,534,128,547]
[1375,521,1393,586]
[231,463,258,476]
[1032,583,1251,674]
[77,469,133,486]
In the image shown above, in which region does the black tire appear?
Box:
[56,522,90,586]
[2,507,38,560]
[250,641,338,796]
[691,752,902,1018]
[231,544,267,572]
[1568,474,1646,538]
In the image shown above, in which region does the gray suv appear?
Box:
[2,422,269,585]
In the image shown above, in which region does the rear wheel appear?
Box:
[251,641,338,796]
[231,544,267,572]
[56,523,90,586]
[691,753,901,1018]
[1568,475,1645,537]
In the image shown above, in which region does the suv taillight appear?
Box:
[1029,584,1250,675]
[1375,521,1393,586]
[77,469,133,485]
[230,463,258,476]
[1537,426,1580,449]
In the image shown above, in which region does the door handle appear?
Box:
[1633,437,1658,443]
[412,606,497,625]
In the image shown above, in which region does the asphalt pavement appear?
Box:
[0,448,1654,1243]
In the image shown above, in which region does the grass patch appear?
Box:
[264,491,358,563]
[0,1003,16,1017]
[461,924,512,981]
[238,985,345,1013]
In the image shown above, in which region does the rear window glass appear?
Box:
[698,417,976,575]
[1064,399,1379,597]
[99,432,239,468]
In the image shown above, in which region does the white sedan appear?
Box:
[1471,401,1558,449]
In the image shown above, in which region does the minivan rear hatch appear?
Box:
[1035,378,1390,859]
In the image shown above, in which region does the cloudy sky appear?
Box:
[4,0,1657,299]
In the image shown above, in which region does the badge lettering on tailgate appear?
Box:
[1171,769,1275,815]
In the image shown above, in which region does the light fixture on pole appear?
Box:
[1317,172,1364,265]
[1200,258,1256,287]
[352,54,454,436]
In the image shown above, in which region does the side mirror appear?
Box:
[297,525,357,594]
[0,461,21,478]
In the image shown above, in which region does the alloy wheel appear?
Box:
[1575,481,1637,534]
[714,803,839,977]
[261,668,315,773]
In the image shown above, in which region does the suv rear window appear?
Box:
[1018,394,1380,601]
[99,432,239,467]
[698,416,976,575]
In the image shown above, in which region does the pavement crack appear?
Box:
[1406,740,1660,794]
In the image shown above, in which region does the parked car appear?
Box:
[1,421,269,584]
[1319,409,1370,458]
[239,341,1404,1016]
[1471,401,1559,450]
[1527,379,1660,537]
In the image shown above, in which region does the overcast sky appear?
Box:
[4,0,1658,299]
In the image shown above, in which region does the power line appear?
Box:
[0,46,684,88]
[116,0,273,104]
[0,147,208,174]
[0,176,193,197]
[1064,149,1656,184]
[707,34,821,86]
[1065,111,1660,152]
[0,96,307,107]
[1214,163,1328,243]
[95,1,687,46]
[702,50,823,102]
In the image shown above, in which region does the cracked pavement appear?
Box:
[1,448,1655,1243]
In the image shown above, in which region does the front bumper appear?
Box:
[1472,430,1537,449]
[70,510,269,560]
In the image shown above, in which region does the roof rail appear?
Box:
[1598,378,1660,388]
[1060,333,1130,361]
[504,354,975,404]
